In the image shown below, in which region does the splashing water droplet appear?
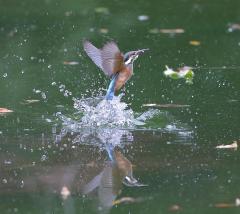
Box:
[41,92,46,100]
[41,154,47,161]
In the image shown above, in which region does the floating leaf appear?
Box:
[138,15,149,21]
[169,204,182,211]
[159,28,185,34]
[94,7,109,15]
[0,108,13,113]
[215,198,240,208]
[99,28,109,34]
[189,40,201,46]
[163,66,179,79]
[216,141,238,149]
[63,61,79,65]
[163,66,194,84]
[214,203,234,208]
[228,23,240,32]
[178,66,194,84]
[21,99,40,105]
[113,197,144,205]
[142,103,190,108]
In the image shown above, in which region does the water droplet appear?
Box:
[20,180,24,188]
[41,154,47,162]
[46,118,52,123]
[4,160,12,165]
[2,178,7,184]
[41,92,46,99]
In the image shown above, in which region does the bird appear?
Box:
[83,40,149,100]
[82,148,146,210]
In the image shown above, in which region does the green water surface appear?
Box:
[0,0,240,213]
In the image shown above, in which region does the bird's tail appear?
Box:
[105,73,119,100]
[105,144,116,162]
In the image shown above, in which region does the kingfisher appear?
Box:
[83,40,149,100]
[82,148,146,209]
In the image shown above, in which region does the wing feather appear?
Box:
[101,42,124,76]
[83,40,124,77]
[83,40,103,70]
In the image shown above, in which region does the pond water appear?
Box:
[0,0,240,213]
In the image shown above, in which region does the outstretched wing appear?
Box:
[83,40,103,70]
[83,40,124,77]
[101,42,124,76]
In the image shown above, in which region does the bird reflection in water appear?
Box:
[82,147,146,212]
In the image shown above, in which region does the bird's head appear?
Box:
[124,48,149,65]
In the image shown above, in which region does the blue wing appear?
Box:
[83,40,124,77]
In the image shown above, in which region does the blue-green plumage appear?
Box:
[83,40,148,100]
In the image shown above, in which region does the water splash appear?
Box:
[55,94,193,147]
[73,95,144,128]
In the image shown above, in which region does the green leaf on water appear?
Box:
[170,72,180,79]
[163,65,194,84]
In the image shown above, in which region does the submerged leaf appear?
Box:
[149,28,159,34]
[94,7,109,15]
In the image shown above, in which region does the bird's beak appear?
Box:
[123,175,148,187]
[135,48,149,56]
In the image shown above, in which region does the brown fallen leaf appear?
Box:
[0,108,13,114]
[159,28,185,34]
[214,203,235,208]
[215,141,238,149]
[189,40,201,46]
[63,61,79,65]
[113,197,144,205]
[142,103,190,108]
[215,198,240,208]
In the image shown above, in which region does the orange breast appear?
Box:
[114,66,133,92]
